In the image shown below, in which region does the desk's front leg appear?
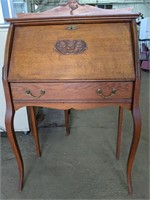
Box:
[5,107,24,191]
[127,107,141,194]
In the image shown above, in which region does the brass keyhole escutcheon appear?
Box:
[66,25,77,30]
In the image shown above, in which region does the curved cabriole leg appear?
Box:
[5,109,24,191]
[116,106,123,160]
[27,106,41,157]
[127,107,141,195]
[64,110,70,135]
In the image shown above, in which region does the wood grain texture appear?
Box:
[13,102,132,112]
[16,4,134,18]
[5,1,138,21]
[8,23,135,81]
[10,82,133,101]
[126,20,141,195]
[3,3,141,193]
[2,25,24,191]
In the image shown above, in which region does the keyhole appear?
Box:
[66,26,77,30]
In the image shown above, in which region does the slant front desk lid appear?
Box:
[6,0,139,82]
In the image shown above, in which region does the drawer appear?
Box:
[11,82,133,102]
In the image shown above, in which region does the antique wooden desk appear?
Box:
[3,0,141,194]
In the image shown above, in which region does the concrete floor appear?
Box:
[0,71,149,199]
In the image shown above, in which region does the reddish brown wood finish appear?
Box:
[14,102,132,111]
[116,106,124,160]
[64,110,70,135]
[2,2,141,194]
[26,107,41,157]
[10,82,134,102]
[8,23,135,82]
[126,20,141,195]
[2,25,24,191]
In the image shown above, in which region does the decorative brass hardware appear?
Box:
[66,25,77,30]
[25,89,45,98]
[96,88,117,99]
[54,40,87,55]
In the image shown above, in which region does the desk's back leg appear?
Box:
[116,106,123,160]
[5,109,24,190]
[27,106,41,157]
[127,107,141,194]
[64,110,70,135]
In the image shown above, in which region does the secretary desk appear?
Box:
[3,0,141,194]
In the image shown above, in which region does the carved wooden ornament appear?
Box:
[54,40,87,55]
[62,0,85,15]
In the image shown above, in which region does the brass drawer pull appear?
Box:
[96,88,117,99]
[25,89,45,98]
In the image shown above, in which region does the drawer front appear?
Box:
[11,82,133,102]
